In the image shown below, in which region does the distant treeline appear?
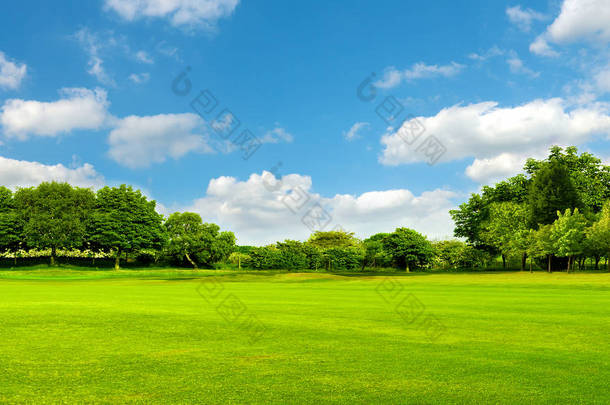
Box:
[2,146,610,272]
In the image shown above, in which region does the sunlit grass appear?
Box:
[0,269,608,403]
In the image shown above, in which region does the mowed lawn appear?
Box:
[0,270,608,404]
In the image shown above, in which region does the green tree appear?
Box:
[528,160,582,228]
[164,212,207,268]
[363,233,390,268]
[382,228,434,272]
[525,146,610,213]
[14,182,95,266]
[194,223,235,267]
[88,185,165,270]
[586,201,610,270]
[0,187,21,264]
[482,202,529,269]
[529,225,556,272]
[551,208,587,273]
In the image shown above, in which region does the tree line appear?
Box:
[450,146,610,272]
[1,146,610,272]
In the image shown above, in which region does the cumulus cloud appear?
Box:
[104,0,239,29]
[380,98,610,183]
[0,156,104,189]
[185,171,457,245]
[0,88,109,139]
[374,62,465,89]
[108,113,214,168]
[0,51,27,90]
[530,0,610,56]
[344,122,369,141]
[506,5,546,32]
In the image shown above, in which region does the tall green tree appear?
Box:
[0,187,21,263]
[165,212,206,268]
[525,146,610,213]
[551,208,587,273]
[586,201,610,270]
[382,228,434,272]
[482,202,529,269]
[88,185,165,270]
[529,225,556,272]
[14,182,94,266]
[528,160,582,228]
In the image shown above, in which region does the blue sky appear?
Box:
[1,0,610,244]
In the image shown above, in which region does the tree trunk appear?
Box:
[567,256,571,273]
[594,256,599,270]
[406,262,410,273]
[607,255,609,271]
[547,255,552,273]
[50,246,56,266]
[521,253,526,272]
[114,249,121,271]
[185,253,198,269]
[238,256,241,270]
[502,254,506,269]
[529,257,533,273]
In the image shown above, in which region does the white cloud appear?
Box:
[135,50,153,64]
[0,51,27,90]
[546,0,610,44]
[464,153,532,185]
[468,46,504,61]
[104,0,239,29]
[74,28,117,85]
[594,66,610,93]
[260,127,294,144]
[529,35,560,57]
[128,72,150,84]
[375,62,465,89]
[0,156,104,189]
[380,98,610,182]
[507,52,540,77]
[0,88,109,140]
[530,0,610,56]
[344,122,369,141]
[108,113,214,168]
[506,5,546,32]
[185,171,457,245]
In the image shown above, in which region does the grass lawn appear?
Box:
[0,269,608,404]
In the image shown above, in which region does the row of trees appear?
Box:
[2,146,610,272]
[0,183,235,269]
[450,146,610,272]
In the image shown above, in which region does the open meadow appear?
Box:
[0,269,608,404]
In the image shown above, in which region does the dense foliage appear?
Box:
[2,146,610,272]
[450,146,610,271]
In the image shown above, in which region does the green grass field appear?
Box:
[0,269,608,404]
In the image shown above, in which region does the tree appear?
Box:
[307,230,360,249]
[525,146,610,213]
[551,208,587,273]
[14,182,94,266]
[529,225,556,272]
[482,202,529,269]
[164,212,206,268]
[307,230,362,271]
[363,233,390,268]
[382,228,434,272]
[586,201,610,270]
[88,185,165,270]
[194,223,236,267]
[0,187,21,263]
[528,160,582,228]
